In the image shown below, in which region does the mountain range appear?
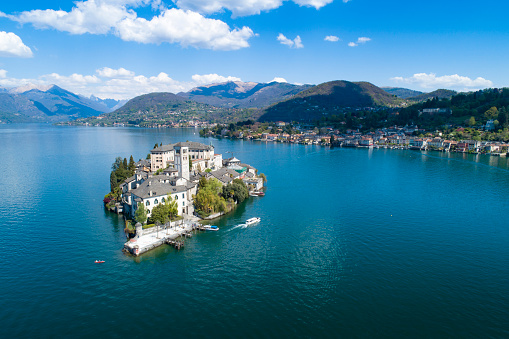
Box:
[0,80,461,124]
[177,81,312,108]
[0,84,124,123]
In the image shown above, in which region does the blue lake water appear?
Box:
[1,124,509,338]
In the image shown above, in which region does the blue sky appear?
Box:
[0,0,507,99]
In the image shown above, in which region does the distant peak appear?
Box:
[10,83,54,94]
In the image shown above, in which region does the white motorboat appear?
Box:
[245,217,261,225]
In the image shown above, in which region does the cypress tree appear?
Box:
[110,171,118,193]
[128,155,136,174]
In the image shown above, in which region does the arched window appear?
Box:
[146,200,150,206]
[175,195,178,199]
[154,199,159,204]
[147,209,150,214]
[162,198,165,203]
[182,193,185,199]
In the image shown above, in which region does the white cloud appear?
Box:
[0,69,7,78]
[277,33,304,49]
[0,31,33,58]
[324,35,339,42]
[348,36,371,47]
[5,1,255,50]
[176,0,283,16]
[97,67,136,78]
[175,0,332,16]
[270,77,287,83]
[391,73,493,90]
[41,73,101,84]
[115,9,254,50]
[191,73,242,85]
[293,0,333,9]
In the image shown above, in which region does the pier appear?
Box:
[123,220,200,256]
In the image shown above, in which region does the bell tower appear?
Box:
[174,145,190,181]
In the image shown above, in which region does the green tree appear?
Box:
[112,156,123,171]
[128,155,136,174]
[134,203,147,225]
[110,171,118,193]
[194,177,228,216]
[221,179,249,203]
[498,107,508,128]
[468,116,476,126]
[166,195,178,221]
[149,203,169,224]
[484,106,499,119]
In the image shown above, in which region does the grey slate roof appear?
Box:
[174,141,213,151]
[210,168,241,184]
[130,179,187,199]
[136,159,151,167]
[151,141,213,153]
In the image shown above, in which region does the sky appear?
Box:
[0,0,508,100]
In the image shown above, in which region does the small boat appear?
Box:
[95,260,105,263]
[245,217,261,225]
[249,191,265,197]
[203,225,219,231]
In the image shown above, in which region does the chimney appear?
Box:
[149,190,152,196]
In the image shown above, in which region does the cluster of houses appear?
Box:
[244,125,509,155]
[120,141,264,221]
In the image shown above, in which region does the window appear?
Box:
[154,199,159,204]
[147,209,150,214]
[146,200,150,206]
[175,195,178,199]
[162,198,165,203]
[182,201,185,206]
[182,193,185,199]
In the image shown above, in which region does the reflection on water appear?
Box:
[1,125,509,338]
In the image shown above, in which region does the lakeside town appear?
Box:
[200,120,509,156]
[104,141,265,256]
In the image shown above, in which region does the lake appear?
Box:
[1,124,508,338]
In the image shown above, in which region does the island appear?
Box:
[105,141,266,256]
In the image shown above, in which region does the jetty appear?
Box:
[124,220,199,256]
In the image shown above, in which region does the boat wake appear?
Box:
[229,223,247,231]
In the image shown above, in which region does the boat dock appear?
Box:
[123,221,199,256]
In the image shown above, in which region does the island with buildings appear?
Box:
[107,141,265,256]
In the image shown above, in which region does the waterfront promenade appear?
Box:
[124,219,199,256]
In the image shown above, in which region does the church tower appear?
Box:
[174,145,190,181]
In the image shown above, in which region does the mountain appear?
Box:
[407,89,457,102]
[0,84,123,123]
[89,95,127,112]
[178,81,311,108]
[259,80,406,122]
[382,87,424,99]
[97,92,211,125]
